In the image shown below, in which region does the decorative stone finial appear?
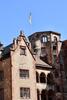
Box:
[20,30,25,37]
[13,38,16,45]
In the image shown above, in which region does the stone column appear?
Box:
[39,90,41,100]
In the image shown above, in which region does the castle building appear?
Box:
[29,31,65,100]
[61,40,67,100]
[0,31,65,100]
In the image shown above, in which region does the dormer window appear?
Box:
[41,35,48,43]
[20,46,26,55]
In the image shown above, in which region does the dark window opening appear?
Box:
[53,45,57,50]
[0,88,4,100]
[37,89,40,100]
[36,72,39,83]
[20,46,26,55]
[41,90,46,100]
[48,90,54,100]
[20,87,30,99]
[0,71,4,81]
[47,73,54,85]
[20,69,29,79]
[40,72,46,83]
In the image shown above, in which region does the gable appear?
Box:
[10,33,35,68]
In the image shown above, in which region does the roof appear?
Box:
[23,37,36,60]
[35,56,52,68]
[2,43,13,58]
[28,31,61,39]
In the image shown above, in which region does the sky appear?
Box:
[0,0,67,46]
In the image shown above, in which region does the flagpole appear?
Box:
[29,12,32,35]
[29,12,32,24]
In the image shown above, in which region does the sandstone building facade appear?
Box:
[0,31,66,100]
[29,31,65,100]
[61,40,67,100]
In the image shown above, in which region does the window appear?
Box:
[20,88,30,99]
[54,36,57,42]
[0,88,4,100]
[40,72,46,83]
[47,73,54,85]
[53,45,57,54]
[0,71,4,81]
[20,46,26,55]
[48,90,54,100]
[36,72,39,83]
[41,36,48,43]
[20,69,29,79]
[53,45,56,51]
[41,90,46,100]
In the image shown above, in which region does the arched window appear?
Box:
[40,72,46,83]
[36,72,39,83]
[48,89,55,100]
[41,35,48,43]
[37,89,40,100]
[47,73,54,85]
[41,89,47,100]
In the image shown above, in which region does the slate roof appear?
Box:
[2,43,13,58]
[28,31,61,39]
[35,56,52,68]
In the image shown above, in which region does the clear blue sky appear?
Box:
[0,0,67,45]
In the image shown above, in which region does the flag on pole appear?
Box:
[29,12,32,24]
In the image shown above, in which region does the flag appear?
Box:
[29,12,32,24]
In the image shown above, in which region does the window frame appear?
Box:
[20,87,30,99]
[20,46,26,55]
[19,69,29,79]
[41,35,48,43]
